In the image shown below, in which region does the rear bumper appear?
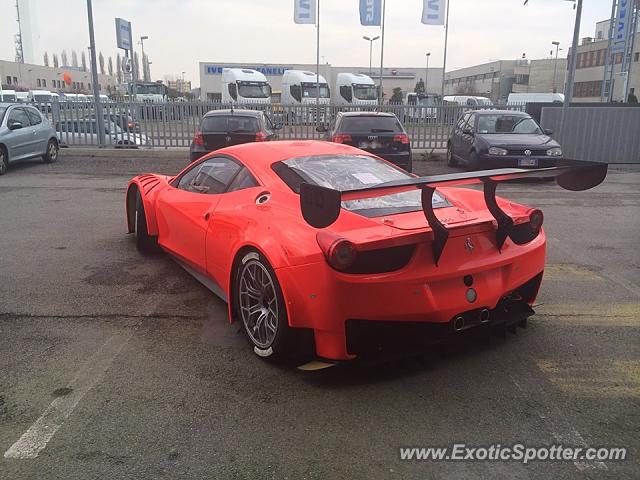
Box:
[373,151,412,171]
[478,154,560,169]
[276,230,546,360]
[189,146,210,162]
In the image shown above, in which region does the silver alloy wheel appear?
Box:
[48,141,58,161]
[239,259,279,349]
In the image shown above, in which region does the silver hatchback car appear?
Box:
[0,102,59,175]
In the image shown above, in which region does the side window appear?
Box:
[467,113,477,130]
[7,108,31,127]
[177,157,241,194]
[290,85,302,102]
[340,85,352,102]
[25,107,42,125]
[228,83,238,101]
[462,113,472,130]
[227,168,259,192]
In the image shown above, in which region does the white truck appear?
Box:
[443,95,493,107]
[128,81,168,103]
[507,92,564,104]
[332,73,377,106]
[0,89,17,102]
[28,90,53,103]
[222,68,272,104]
[281,70,330,122]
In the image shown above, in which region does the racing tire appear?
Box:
[0,146,7,176]
[467,151,480,171]
[235,250,297,362]
[42,139,59,163]
[447,143,458,167]
[134,191,159,254]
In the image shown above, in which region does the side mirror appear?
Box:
[462,127,474,135]
[8,121,23,131]
[316,125,328,133]
[543,128,553,135]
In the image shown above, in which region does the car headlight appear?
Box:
[546,147,562,157]
[488,147,508,156]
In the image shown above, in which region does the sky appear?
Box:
[0,0,613,88]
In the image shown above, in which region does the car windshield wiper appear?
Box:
[370,128,394,133]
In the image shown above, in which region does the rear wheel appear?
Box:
[42,139,59,163]
[447,142,458,167]
[235,250,296,362]
[134,191,159,254]
[0,147,7,176]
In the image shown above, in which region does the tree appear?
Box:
[43,51,49,67]
[390,87,403,104]
[108,56,114,76]
[116,53,122,83]
[71,50,78,68]
[52,53,59,68]
[98,51,105,75]
[81,51,87,71]
[61,50,68,67]
[415,78,425,94]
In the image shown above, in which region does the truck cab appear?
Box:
[281,70,330,122]
[221,68,272,105]
[0,89,17,102]
[332,73,377,107]
[405,92,441,122]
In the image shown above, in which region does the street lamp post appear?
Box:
[362,35,380,77]
[140,35,149,82]
[551,41,560,93]
[425,52,431,93]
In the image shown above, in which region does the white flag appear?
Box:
[294,0,316,24]
[422,0,447,25]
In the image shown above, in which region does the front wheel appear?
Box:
[43,139,59,163]
[235,251,295,362]
[134,191,159,254]
[0,147,8,176]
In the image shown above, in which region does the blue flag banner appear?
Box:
[359,0,382,26]
[422,0,447,25]
[294,0,316,24]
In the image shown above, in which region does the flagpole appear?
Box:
[316,0,320,127]
[379,0,386,105]
[440,0,450,97]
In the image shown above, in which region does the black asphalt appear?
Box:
[0,152,638,479]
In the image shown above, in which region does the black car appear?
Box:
[319,112,412,172]
[190,109,280,162]
[447,110,562,170]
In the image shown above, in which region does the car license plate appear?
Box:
[518,158,538,167]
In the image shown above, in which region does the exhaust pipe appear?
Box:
[453,316,465,332]
[480,309,491,323]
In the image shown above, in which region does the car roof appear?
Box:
[473,109,529,116]
[339,111,396,118]
[0,102,21,107]
[203,109,263,118]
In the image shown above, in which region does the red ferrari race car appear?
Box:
[125,141,606,362]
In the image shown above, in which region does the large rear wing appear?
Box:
[300,160,607,266]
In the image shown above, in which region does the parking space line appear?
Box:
[3,327,138,460]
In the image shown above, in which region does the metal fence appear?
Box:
[540,106,640,164]
[34,100,524,150]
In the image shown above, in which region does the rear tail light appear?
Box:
[255,131,267,142]
[193,130,204,146]
[128,122,134,129]
[316,231,357,271]
[332,134,352,144]
[393,133,410,144]
[529,209,544,232]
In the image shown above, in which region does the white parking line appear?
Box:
[3,328,136,459]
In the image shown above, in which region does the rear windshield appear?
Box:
[340,116,404,133]
[274,155,449,217]
[201,115,259,133]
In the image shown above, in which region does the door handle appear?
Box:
[204,212,211,221]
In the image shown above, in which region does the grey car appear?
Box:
[0,102,59,175]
